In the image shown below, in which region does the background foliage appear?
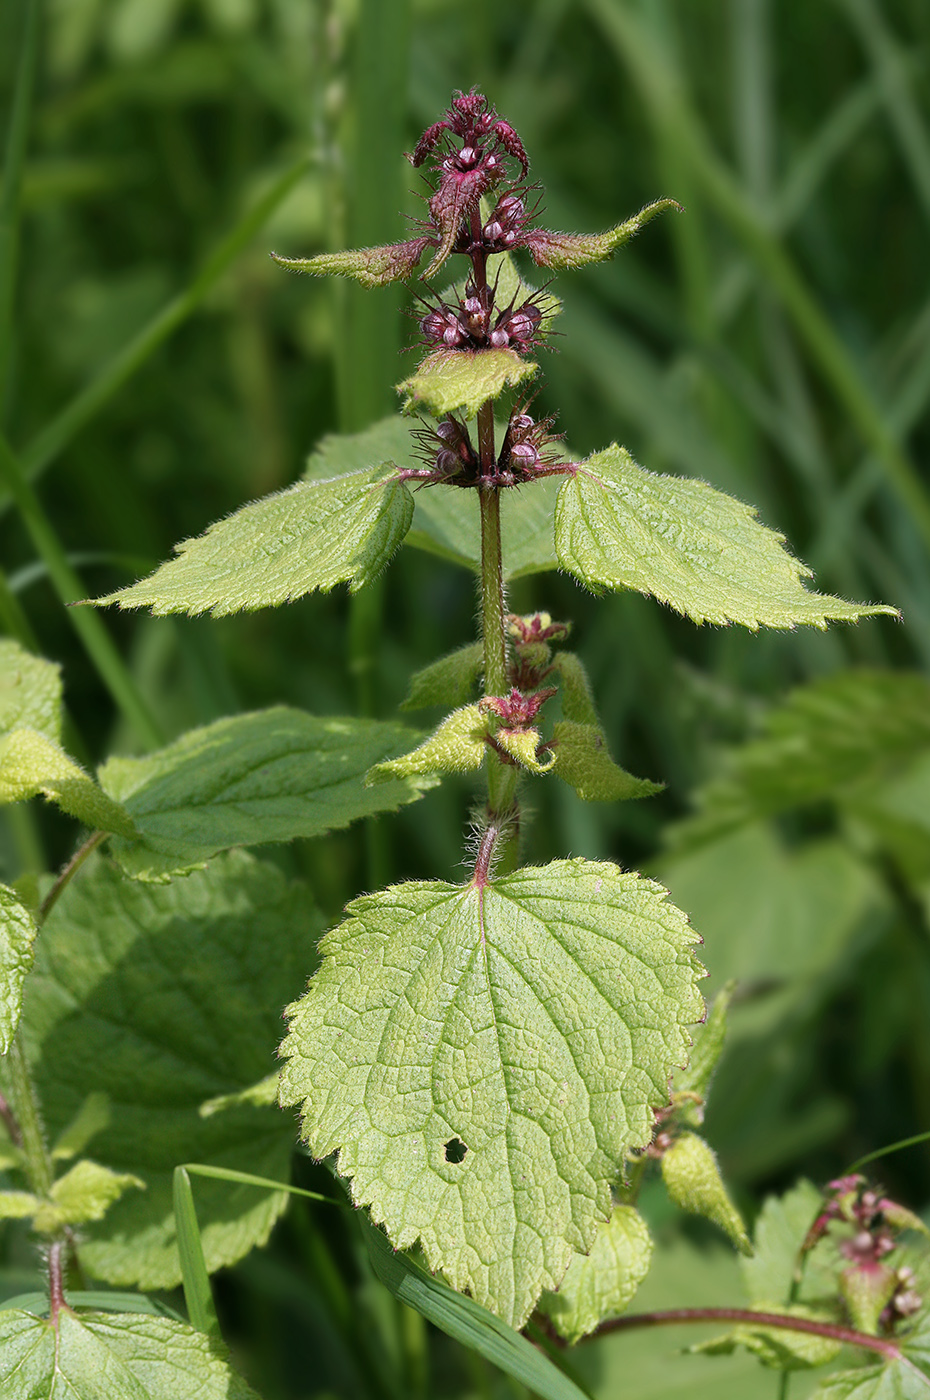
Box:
[1,0,928,1396]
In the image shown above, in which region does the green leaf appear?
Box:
[199,1074,279,1119]
[23,850,322,1288]
[527,199,682,270]
[0,882,37,1053]
[0,1190,40,1219]
[670,672,930,852]
[552,652,598,726]
[0,640,61,744]
[741,1180,830,1306]
[33,1160,144,1233]
[551,721,662,802]
[539,1205,653,1343]
[400,642,485,711]
[51,1093,111,1162]
[494,725,554,774]
[397,348,538,418]
[0,728,136,836]
[410,475,561,579]
[690,1303,843,1370]
[93,467,413,615]
[367,705,487,784]
[661,1132,752,1255]
[814,1345,930,1397]
[554,445,897,628]
[97,708,433,880]
[303,415,561,579]
[280,858,704,1326]
[362,1217,591,1400]
[0,1308,260,1399]
[675,981,736,1101]
[271,235,431,287]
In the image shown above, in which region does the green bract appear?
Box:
[280,859,704,1326]
[397,348,537,418]
[95,467,413,615]
[555,445,898,628]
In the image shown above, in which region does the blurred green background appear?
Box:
[1,0,929,1395]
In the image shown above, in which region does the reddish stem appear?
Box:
[48,1241,66,1324]
[0,1090,22,1147]
[586,1307,904,1363]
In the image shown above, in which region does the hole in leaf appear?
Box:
[444,1137,467,1164]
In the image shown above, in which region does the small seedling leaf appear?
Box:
[401,642,485,711]
[34,1160,144,1233]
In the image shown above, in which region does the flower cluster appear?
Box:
[273,88,678,493]
[403,405,565,491]
[803,1175,925,1332]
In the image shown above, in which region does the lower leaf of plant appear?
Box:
[279,858,704,1327]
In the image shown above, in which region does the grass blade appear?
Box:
[0,0,39,407]
[172,1166,221,1340]
[0,429,163,748]
[0,153,311,511]
[361,1216,593,1400]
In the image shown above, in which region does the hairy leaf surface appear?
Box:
[555,446,896,628]
[23,851,321,1287]
[280,859,704,1326]
[367,705,487,784]
[0,641,62,744]
[33,1160,144,1233]
[551,721,661,801]
[0,728,136,837]
[397,347,537,418]
[98,708,431,880]
[94,467,413,615]
[0,1308,259,1399]
[540,1205,653,1342]
[0,883,37,1053]
[401,643,485,711]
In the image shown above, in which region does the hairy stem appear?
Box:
[39,830,107,925]
[48,1241,66,1323]
[2,1031,52,1197]
[586,1306,904,1362]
